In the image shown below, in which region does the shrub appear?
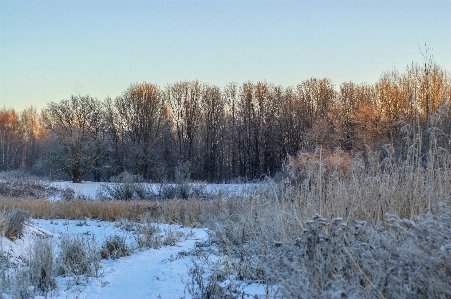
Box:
[187,260,241,299]
[61,187,75,201]
[1,237,57,298]
[0,174,58,199]
[2,209,31,241]
[114,218,139,232]
[97,171,155,200]
[8,267,33,299]
[100,235,130,259]
[162,228,184,246]
[158,183,189,199]
[158,183,206,200]
[196,211,451,298]
[29,238,57,294]
[136,223,162,249]
[262,213,451,298]
[0,238,7,292]
[58,235,101,277]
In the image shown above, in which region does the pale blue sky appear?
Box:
[1,0,450,111]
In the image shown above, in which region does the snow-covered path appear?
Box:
[2,220,269,299]
[51,227,207,299]
[66,234,205,299]
[2,219,208,299]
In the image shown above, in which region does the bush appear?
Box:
[1,237,57,298]
[97,171,155,200]
[8,267,34,299]
[195,211,451,298]
[136,223,162,249]
[162,228,184,246]
[186,143,451,297]
[114,218,139,232]
[0,173,58,199]
[61,187,75,200]
[158,183,189,200]
[2,209,31,241]
[262,213,451,298]
[29,238,57,294]
[0,238,7,292]
[100,235,130,259]
[158,183,206,200]
[58,235,101,277]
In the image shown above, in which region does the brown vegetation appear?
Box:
[1,138,449,226]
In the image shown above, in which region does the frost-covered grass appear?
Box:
[186,146,451,298]
[1,216,207,298]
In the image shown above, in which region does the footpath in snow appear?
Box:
[2,219,209,299]
[58,230,208,299]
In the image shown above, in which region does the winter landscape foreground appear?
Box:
[2,218,206,299]
[0,181,265,298]
[1,146,451,299]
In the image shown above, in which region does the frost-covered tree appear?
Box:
[114,83,167,180]
[44,95,105,183]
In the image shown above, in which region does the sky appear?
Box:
[1,0,450,111]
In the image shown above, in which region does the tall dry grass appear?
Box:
[0,196,229,227]
[279,143,451,223]
[187,140,451,298]
[1,143,450,226]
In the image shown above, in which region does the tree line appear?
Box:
[1,60,450,183]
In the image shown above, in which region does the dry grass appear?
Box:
[0,197,226,229]
[185,144,451,298]
[0,198,160,222]
[1,146,450,227]
[280,144,451,222]
[0,192,249,227]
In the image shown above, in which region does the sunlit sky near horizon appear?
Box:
[1,0,450,111]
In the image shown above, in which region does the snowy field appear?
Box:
[0,176,272,297]
[50,181,266,200]
[1,218,267,298]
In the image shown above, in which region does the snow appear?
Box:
[1,180,271,298]
[2,218,267,298]
[71,238,202,299]
[50,181,266,200]
[1,219,205,298]
[51,181,106,200]
[1,223,53,267]
[32,219,137,246]
[48,222,208,299]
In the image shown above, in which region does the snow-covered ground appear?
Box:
[1,219,206,298]
[1,219,267,298]
[0,176,271,297]
[50,181,266,200]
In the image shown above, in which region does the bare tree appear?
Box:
[201,84,226,181]
[166,81,202,178]
[44,95,105,183]
[114,83,167,180]
[0,108,21,171]
[19,107,46,169]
